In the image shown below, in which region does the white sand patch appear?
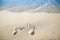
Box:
[0,10,60,40]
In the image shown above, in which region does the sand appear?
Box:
[0,10,60,40]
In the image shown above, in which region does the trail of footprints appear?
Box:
[13,24,35,36]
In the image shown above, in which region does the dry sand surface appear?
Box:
[0,10,60,40]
